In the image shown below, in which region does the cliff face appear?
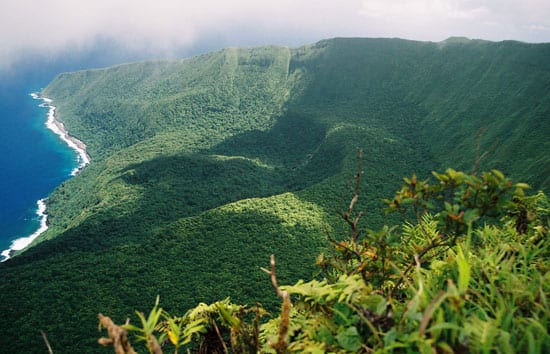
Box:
[1,37,549,353]
[44,38,550,189]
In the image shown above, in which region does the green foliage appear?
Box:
[99,168,549,353]
[386,168,529,237]
[272,168,548,353]
[1,38,549,353]
[41,47,294,159]
[109,298,267,354]
[124,296,165,353]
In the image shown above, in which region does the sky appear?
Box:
[1,0,550,72]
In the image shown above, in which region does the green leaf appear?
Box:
[333,303,354,326]
[336,326,362,351]
[515,182,531,190]
[217,302,240,327]
[491,169,505,181]
[432,171,448,182]
[122,324,142,332]
[314,325,336,345]
[463,209,479,224]
[183,319,207,336]
[363,294,387,315]
[456,244,470,294]
[425,322,463,333]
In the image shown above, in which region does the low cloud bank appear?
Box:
[1,0,549,72]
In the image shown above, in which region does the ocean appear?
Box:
[0,38,160,260]
[0,43,225,261]
[0,46,134,261]
[0,77,78,260]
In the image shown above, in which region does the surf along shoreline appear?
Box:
[0,94,91,262]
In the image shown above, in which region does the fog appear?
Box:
[1,0,549,72]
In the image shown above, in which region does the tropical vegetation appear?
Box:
[0,37,548,353]
[98,165,549,353]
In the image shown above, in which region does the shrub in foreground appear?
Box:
[99,167,549,353]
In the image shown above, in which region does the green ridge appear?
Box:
[0,37,548,353]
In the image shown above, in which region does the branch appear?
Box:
[148,334,163,354]
[339,149,365,247]
[261,255,290,354]
[41,330,54,354]
[98,314,137,354]
[212,320,229,354]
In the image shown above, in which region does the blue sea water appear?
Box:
[0,42,229,260]
[0,43,148,260]
[0,80,78,256]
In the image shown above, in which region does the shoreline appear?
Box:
[36,94,91,175]
[0,199,48,261]
[0,94,91,262]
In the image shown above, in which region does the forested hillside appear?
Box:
[0,37,548,353]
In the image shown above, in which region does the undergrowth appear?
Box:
[98,159,549,353]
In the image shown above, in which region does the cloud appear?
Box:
[359,0,550,42]
[1,1,549,71]
[0,0,364,70]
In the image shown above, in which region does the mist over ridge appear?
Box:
[2,0,550,74]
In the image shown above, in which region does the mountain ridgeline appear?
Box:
[1,38,549,352]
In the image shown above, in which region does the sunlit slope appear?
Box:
[42,46,294,158]
[1,38,549,353]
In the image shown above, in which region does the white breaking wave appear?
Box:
[1,199,48,262]
[31,93,91,175]
[1,94,91,262]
